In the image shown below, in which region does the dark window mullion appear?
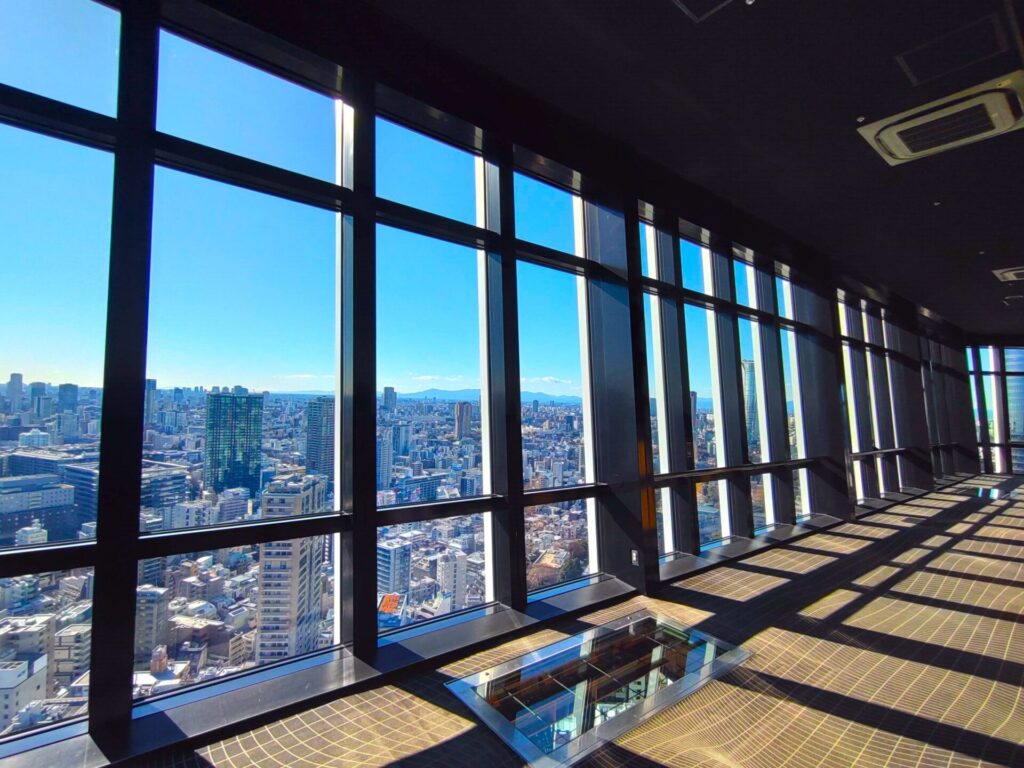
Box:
[88,0,160,745]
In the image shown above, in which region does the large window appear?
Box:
[0,125,113,551]
[376,227,487,506]
[969,345,1022,474]
[0,3,969,755]
[518,262,591,490]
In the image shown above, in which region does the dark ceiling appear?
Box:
[211,0,1024,337]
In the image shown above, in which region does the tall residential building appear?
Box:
[437,549,467,610]
[454,401,473,439]
[144,379,158,426]
[741,359,758,450]
[376,429,393,490]
[377,538,412,595]
[135,585,171,661]
[53,624,91,689]
[57,384,78,414]
[382,386,397,411]
[6,373,23,412]
[256,473,327,666]
[305,396,335,484]
[203,392,264,497]
[391,423,411,455]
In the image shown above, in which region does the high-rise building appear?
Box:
[391,423,411,455]
[203,392,264,497]
[454,401,474,439]
[216,487,250,523]
[144,379,158,426]
[382,386,397,411]
[6,373,23,412]
[376,429,393,490]
[61,460,187,529]
[135,585,171,661]
[57,384,79,414]
[256,473,327,666]
[27,382,46,407]
[437,549,467,610]
[305,396,335,484]
[741,359,758,451]
[377,538,412,595]
[53,624,91,689]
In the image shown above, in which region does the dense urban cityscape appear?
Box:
[0,373,603,733]
[0,362,803,733]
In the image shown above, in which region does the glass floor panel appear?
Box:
[446,611,750,767]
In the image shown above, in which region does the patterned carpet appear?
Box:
[147,475,1024,768]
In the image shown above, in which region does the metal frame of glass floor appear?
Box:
[446,611,751,768]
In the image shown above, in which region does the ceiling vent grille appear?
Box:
[858,71,1024,165]
[993,266,1024,282]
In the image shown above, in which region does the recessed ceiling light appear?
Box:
[979,250,986,255]
[933,201,941,206]
[856,116,866,123]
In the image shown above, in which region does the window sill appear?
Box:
[4,578,635,767]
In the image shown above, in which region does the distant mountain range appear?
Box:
[398,388,582,405]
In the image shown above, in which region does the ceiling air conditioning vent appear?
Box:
[858,71,1024,165]
[993,266,1024,282]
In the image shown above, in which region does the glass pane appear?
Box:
[776,276,794,320]
[1007,377,1023,442]
[970,375,983,443]
[1005,348,1024,373]
[133,536,334,698]
[377,514,488,631]
[655,488,672,555]
[966,347,975,372]
[518,263,589,488]
[376,118,478,224]
[639,221,655,279]
[377,227,486,506]
[684,305,721,470]
[751,473,774,531]
[1012,448,1023,474]
[866,350,895,450]
[680,239,709,294]
[780,328,803,459]
[158,31,339,182]
[513,173,576,254]
[0,0,119,115]
[980,346,998,372]
[0,568,93,734]
[794,468,810,519]
[733,261,757,309]
[737,318,768,463]
[1,125,113,548]
[837,301,863,341]
[644,294,668,474]
[981,375,1004,443]
[146,169,337,530]
[696,480,728,546]
[525,500,591,591]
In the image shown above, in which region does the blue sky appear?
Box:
[1,1,710,399]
